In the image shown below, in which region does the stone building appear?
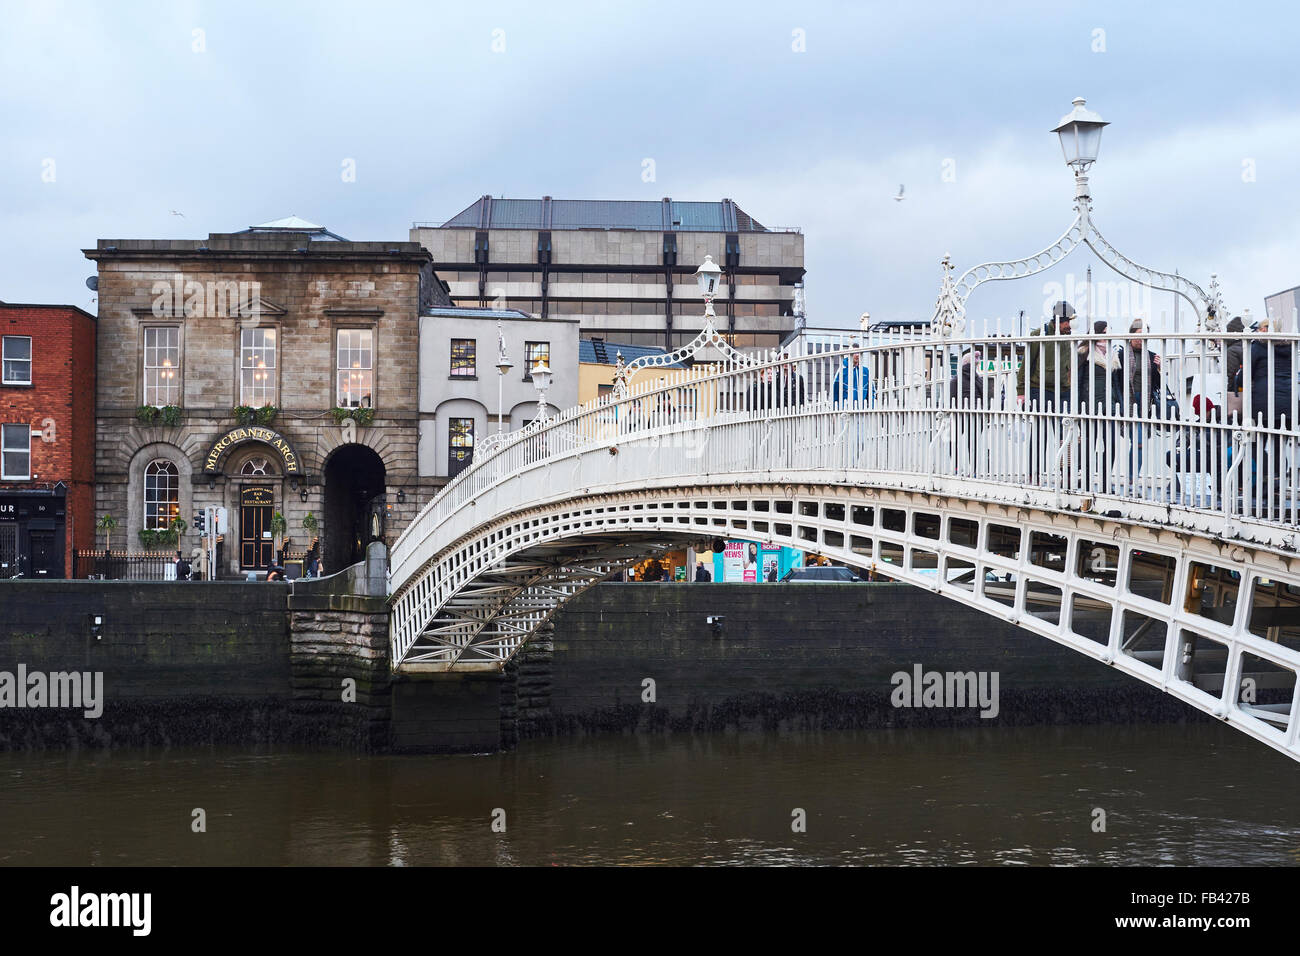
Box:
[411,196,805,352]
[0,303,97,577]
[84,218,449,577]
[418,306,579,481]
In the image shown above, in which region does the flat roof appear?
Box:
[422,307,579,323]
[423,196,795,234]
[0,302,97,321]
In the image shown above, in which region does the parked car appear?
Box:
[780,566,865,583]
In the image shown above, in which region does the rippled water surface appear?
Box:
[2,723,1298,866]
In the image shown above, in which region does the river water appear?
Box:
[2,723,1298,866]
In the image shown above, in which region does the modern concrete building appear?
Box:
[1265,285,1300,332]
[411,197,804,353]
[84,217,450,577]
[418,307,578,481]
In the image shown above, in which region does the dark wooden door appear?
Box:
[240,486,274,570]
[27,530,54,577]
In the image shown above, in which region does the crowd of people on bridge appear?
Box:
[987,300,1293,504]
[602,301,1294,507]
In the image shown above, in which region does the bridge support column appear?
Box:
[390,672,509,753]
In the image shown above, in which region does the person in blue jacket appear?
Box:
[833,346,871,465]
[832,347,870,408]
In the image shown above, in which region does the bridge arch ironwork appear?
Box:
[390,321,1300,764]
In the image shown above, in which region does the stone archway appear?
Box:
[227,445,285,573]
[322,444,386,573]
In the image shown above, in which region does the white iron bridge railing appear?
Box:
[392,323,1300,587]
[388,323,1300,675]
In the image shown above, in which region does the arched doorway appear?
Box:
[323,444,386,572]
[232,449,282,573]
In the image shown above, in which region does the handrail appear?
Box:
[391,324,1300,592]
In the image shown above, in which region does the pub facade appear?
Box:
[85,218,449,577]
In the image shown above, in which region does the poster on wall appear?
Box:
[722,541,759,582]
[722,541,745,582]
[761,543,781,583]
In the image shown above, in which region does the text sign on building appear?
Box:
[203,427,300,474]
[240,487,274,507]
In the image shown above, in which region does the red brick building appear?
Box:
[0,303,96,577]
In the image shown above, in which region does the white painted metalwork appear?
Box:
[389,318,1300,765]
[932,98,1221,337]
[388,99,1300,763]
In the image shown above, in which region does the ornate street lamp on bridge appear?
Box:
[531,357,553,425]
[931,97,1227,339]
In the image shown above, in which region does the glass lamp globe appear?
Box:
[531,358,553,392]
[1052,97,1109,169]
[694,255,722,298]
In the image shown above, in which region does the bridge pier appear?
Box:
[390,672,509,754]
[287,542,393,750]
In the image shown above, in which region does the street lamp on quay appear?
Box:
[930,97,1226,339]
[495,322,513,436]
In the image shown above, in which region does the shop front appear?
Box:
[0,486,67,579]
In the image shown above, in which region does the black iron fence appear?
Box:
[74,550,177,581]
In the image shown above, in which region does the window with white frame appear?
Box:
[1,425,31,479]
[2,337,32,385]
[143,327,180,406]
[240,328,277,406]
[144,460,179,530]
[337,329,374,408]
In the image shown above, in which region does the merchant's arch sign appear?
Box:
[203,426,303,476]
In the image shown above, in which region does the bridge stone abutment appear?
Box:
[288,542,393,748]
[288,543,516,753]
[389,672,509,753]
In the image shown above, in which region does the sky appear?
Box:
[3,0,1298,332]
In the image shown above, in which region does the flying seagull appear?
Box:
[893,184,905,202]
[170,209,185,217]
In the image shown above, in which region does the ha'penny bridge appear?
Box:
[387,98,1300,764]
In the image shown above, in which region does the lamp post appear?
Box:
[1050,96,1109,202]
[931,97,1223,338]
[694,255,722,321]
[495,321,514,436]
[532,357,553,424]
